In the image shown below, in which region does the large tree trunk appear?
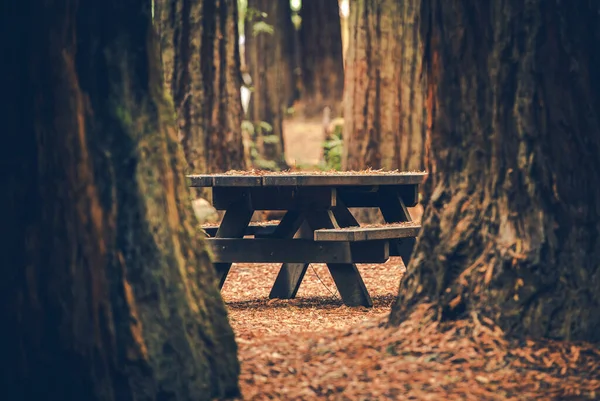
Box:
[342,0,426,172]
[245,0,295,170]
[1,0,240,399]
[156,0,247,175]
[389,0,600,343]
[298,0,344,118]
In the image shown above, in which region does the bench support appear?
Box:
[269,219,311,300]
[214,200,253,288]
[305,210,373,307]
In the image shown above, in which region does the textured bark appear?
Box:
[389,0,600,343]
[202,0,248,172]
[342,0,426,172]
[156,0,206,175]
[1,0,240,399]
[157,0,247,175]
[298,0,344,117]
[245,0,295,169]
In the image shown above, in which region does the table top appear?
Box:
[187,170,427,187]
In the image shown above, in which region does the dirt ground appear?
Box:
[218,117,600,400]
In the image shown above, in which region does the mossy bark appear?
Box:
[245,0,295,169]
[342,0,426,172]
[156,0,247,175]
[1,0,240,399]
[298,0,344,118]
[389,0,600,343]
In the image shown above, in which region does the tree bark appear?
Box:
[389,0,600,343]
[245,0,295,169]
[156,0,247,175]
[202,0,248,173]
[298,0,344,118]
[1,0,240,399]
[342,0,426,172]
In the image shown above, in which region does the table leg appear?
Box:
[269,212,309,299]
[378,186,417,264]
[214,201,253,288]
[305,210,373,307]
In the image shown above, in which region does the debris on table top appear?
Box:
[188,168,427,187]
[220,168,427,176]
[330,221,422,230]
[200,220,281,228]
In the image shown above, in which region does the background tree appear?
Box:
[245,0,296,169]
[156,0,248,175]
[390,0,600,343]
[298,0,345,118]
[342,0,426,172]
[1,0,240,399]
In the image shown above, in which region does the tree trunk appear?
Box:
[156,0,248,175]
[156,0,206,175]
[245,0,295,170]
[202,0,248,173]
[389,0,600,343]
[298,0,344,118]
[1,0,240,399]
[342,0,426,172]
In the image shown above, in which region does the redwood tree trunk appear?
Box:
[156,0,247,174]
[298,0,344,117]
[389,0,600,343]
[1,0,240,399]
[202,0,248,172]
[245,0,295,169]
[342,0,426,172]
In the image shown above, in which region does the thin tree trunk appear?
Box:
[1,0,240,399]
[298,0,344,118]
[389,0,600,343]
[157,0,248,175]
[202,0,248,172]
[245,0,295,170]
[157,0,206,175]
[342,0,426,172]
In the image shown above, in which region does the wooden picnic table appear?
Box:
[188,171,426,307]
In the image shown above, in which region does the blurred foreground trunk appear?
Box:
[1,0,240,399]
[390,0,600,343]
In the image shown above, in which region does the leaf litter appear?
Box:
[217,204,599,400]
[220,259,600,400]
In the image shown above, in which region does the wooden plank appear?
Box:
[338,185,418,208]
[201,222,280,237]
[262,172,426,187]
[314,223,421,242]
[187,175,214,187]
[212,187,336,210]
[213,175,262,187]
[208,239,389,264]
[389,237,417,262]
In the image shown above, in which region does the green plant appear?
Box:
[321,121,344,171]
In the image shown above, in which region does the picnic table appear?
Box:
[188,171,426,307]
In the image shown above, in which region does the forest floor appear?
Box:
[219,117,600,400]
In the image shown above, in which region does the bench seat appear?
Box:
[314,222,421,242]
[201,221,280,237]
